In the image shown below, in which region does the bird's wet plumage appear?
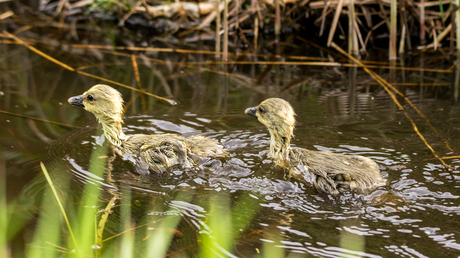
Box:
[245,98,384,195]
[68,84,227,173]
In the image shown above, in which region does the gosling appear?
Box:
[245,98,383,195]
[68,84,227,174]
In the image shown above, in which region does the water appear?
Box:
[1,43,460,257]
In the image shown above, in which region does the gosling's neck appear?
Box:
[268,130,291,164]
[96,115,127,147]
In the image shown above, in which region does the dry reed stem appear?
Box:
[420,0,426,42]
[331,42,403,109]
[331,42,455,167]
[404,113,452,169]
[348,0,358,55]
[0,110,80,128]
[216,0,221,58]
[350,55,455,156]
[76,71,176,104]
[0,11,13,20]
[425,23,451,49]
[4,36,450,74]
[368,82,449,86]
[163,60,451,73]
[319,81,449,86]
[91,48,255,83]
[439,155,460,160]
[131,54,142,89]
[377,0,390,29]
[96,195,118,255]
[327,0,344,46]
[4,31,75,71]
[389,0,397,59]
[353,18,365,54]
[118,0,143,26]
[3,32,176,104]
[55,0,68,14]
[28,43,442,73]
[254,16,259,52]
[399,22,406,54]
[102,218,165,243]
[318,0,332,37]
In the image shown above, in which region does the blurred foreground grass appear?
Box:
[0,137,282,257]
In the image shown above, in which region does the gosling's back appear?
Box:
[288,148,382,195]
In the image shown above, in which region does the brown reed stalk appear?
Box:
[399,22,405,54]
[454,52,460,101]
[76,71,176,104]
[439,155,460,160]
[0,10,13,20]
[331,42,456,166]
[456,0,460,51]
[4,33,453,75]
[390,0,397,59]
[254,16,259,52]
[275,0,280,35]
[131,54,142,88]
[420,0,426,44]
[318,0,332,37]
[176,60,452,74]
[404,113,452,169]
[216,0,221,58]
[348,0,356,55]
[426,23,451,49]
[377,0,390,29]
[96,195,118,256]
[450,5,456,54]
[4,32,176,104]
[4,31,75,71]
[223,0,228,61]
[102,218,165,243]
[401,0,412,51]
[327,0,344,46]
[0,110,80,128]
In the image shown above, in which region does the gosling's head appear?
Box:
[245,98,296,140]
[68,84,124,124]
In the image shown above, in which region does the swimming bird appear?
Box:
[68,84,227,174]
[245,98,383,195]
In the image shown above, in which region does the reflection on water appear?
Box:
[1,43,460,257]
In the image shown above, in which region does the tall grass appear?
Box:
[0,160,7,258]
[2,139,273,257]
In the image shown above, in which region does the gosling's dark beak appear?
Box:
[68,95,85,107]
[245,107,257,118]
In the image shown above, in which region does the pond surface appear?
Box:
[1,42,460,257]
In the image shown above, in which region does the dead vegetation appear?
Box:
[0,0,458,57]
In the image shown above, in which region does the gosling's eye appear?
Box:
[87,94,94,101]
[258,106,265,113]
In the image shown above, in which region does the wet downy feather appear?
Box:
[245,98,384,195]
[68,84,227,174]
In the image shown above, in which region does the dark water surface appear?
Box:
[1,43,460,257]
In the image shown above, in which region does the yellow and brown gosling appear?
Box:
[245,98,383,195]
[68,84,227,173]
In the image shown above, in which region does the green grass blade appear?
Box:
[96,195,118,256]
[75,133,109,257]
[439,0,445,22]
[40,162,78,250]
[146,191,192,258]
[0,160,7,258]
[200,193,232,258]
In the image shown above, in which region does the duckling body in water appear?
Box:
[245,98,383,195]
[68,84,227,173]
